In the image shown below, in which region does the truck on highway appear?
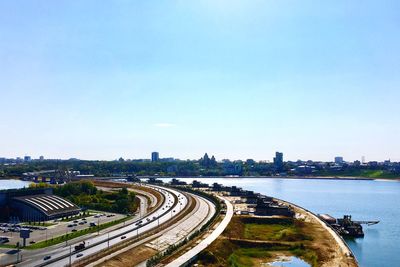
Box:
[74,241,86,251]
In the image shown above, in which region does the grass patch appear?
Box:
[60,212,96,222]
[21,222,56,227]
[24,215,132,249]
[228,247,272,267]
[291,244,319,267]
[243,220,312,242]
[317,169,399,179]
[196,216,320,267]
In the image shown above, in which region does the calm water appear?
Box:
[2,178,398,266]
[0,179,30,190]
[268,256,310,267]
[159,177,400,267]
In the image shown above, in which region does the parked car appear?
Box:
[43,255,51,261]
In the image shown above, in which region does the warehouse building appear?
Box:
[0,188,80,222]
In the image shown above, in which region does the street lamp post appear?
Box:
[65,227,68,246]
[69,245,72,266]
[16,242,20,263]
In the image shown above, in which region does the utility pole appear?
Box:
[97,217,100,235]
[65,226,68,246]
[16,242,20,263]
[69,245,72,266]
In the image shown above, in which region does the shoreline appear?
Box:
[1,176,399,182]
[136,176,400,182]
[276,197,358,267]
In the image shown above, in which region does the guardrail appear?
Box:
[146,186,222,267]
[72,186,184,267]
[34,186,169,267]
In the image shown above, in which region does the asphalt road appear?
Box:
[86,191,216,267]
[0,195,150,266]
[165,195,233,267]
[21,186,188,267]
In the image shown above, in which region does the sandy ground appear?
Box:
[96,246,157,267]
[281,201,358,267]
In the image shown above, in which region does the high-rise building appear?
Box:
[273,152,283,169]
[335,157,344,164]
[39,156,44,161]
[24,156,31,162]
[151,152,159,162]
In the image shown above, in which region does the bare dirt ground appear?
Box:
[289,204,357,267]
[195,213,357,267]
[96,245,157,267]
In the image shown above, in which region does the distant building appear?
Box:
[254,198,294,217]
[211,183,223,192]
[147,177,163,184]
[39,156,44,161]
[24,156,31,162]
[273,152,283,170]
[170,178,187,186]
[335,157,344,164]
[160,157,175,163]
[223,161,243,175]
[0,188,80,222]
[191,180,209,188]
[368,161,378,167]
[151,152,159,162]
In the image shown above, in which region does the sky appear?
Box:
[1,1,400,162]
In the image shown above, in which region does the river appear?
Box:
[158,177,399,267]
[1,177,398,266]
[0,179,31,190]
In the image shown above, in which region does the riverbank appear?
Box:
[136,175,400,181]
[3,175,399,183]
[195,214,357,267]
[191,190,357,267]
[276,198,358,267]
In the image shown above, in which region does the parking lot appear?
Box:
[0,212,126,246]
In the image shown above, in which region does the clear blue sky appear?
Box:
[1,1,399,162]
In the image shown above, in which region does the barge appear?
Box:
[318,214,379,238]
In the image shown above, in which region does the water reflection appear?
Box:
[266,256,310,267]
[157,177,400,267]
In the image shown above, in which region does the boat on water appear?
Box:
[318,214,379,238]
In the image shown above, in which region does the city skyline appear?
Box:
[0,152,395,163]
[1,1,400,162]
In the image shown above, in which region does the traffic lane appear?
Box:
[148,193,213,251]
[7,212,125,246]
[129,187,158,209]
[165,195,233,267]
[14,190,162,267]
[22,187,178,267]
[44,188,188,267]
[9,188,157,267]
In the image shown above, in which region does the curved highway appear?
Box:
[19,185,188,267]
